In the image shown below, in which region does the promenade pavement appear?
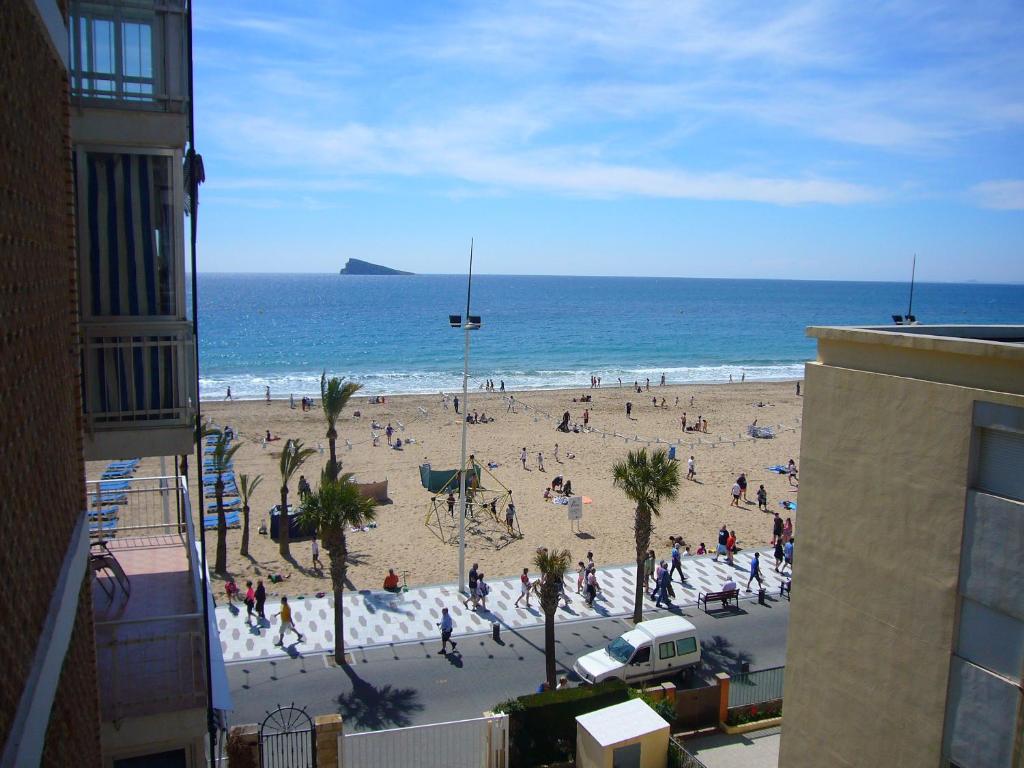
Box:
[216,548,790,663]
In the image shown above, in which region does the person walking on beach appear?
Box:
[584,567,598,607]
[505,498,517,535]
[626,401,633,418]
[537,451,545,472]
[311,536,322,572]
[464,563,479,610]
[244,581,255,624]
[714,525,728,561]
[255,580,267,620]
[446,492,456,517]
[730,481,741,507]
[796,381,800,396]
[654,561,673,607]
[758,484,769,512]
[643,549,655,589]
[787,459,798,486]
[745,552,764,593]
[515,567,532,608]
[265,385,271,404]
[453,395,460,414]
[385,423,394,446]
[225,387,233,401]
[554,443,560,463]
[438,607,457,654]
[583,409,589,428]
[274,596,304,645]
[681,413,687,430]
[687,456,696,481]
[737,473,749,502]
[500,380,505,392]
[771,512,783,544]
[520,448,528,470]
[727,530,737,566]
[576,561,586,594]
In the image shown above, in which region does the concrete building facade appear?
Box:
[780,325,1024,768]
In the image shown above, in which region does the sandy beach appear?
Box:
[92,380,802,597]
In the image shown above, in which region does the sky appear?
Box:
[192,1,1024,282]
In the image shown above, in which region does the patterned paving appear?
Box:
[216,549,790,662]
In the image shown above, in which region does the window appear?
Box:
[631,646,650,665]
[676,637,697,655]
[71,7,156,101]
[658,642,676,660]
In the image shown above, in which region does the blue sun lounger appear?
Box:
[89,519,118,535]
[96,480,131,491]
[207,499,241,512]
[203,510,241,529]
[88,507,119,520]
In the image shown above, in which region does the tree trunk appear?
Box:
[240,503,250,557]
[215,478,227,575]
[328,428,339,481]
[544,610,556,688]
[633,505,652,624]
[327,534,347,664]
[279,486,290,557]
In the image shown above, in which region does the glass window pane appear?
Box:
[676,637,697,655]
[91,18,115,74]
[659,642,675,660]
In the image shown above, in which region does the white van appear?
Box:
[573,616,700,685]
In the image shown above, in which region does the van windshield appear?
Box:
[606,637,636,664]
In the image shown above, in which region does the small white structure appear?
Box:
[576,698,669,768]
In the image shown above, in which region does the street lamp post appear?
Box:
[450,240,480,594]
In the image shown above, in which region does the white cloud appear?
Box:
[970,180,1024,210]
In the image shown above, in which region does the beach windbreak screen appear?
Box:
[194,274,1024,399]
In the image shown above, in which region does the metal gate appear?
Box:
[260,704,317,768]
[342,714,508,768]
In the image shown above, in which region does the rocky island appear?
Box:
[339,258,413,275]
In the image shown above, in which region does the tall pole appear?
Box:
[457,239,474,594]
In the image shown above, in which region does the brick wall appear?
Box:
[0,2,101,765]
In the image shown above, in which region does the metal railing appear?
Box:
[86,474,186,536]
[728,665,785,708]
[668,736,709,768]
[94,617,206,720]
[81,320,195,428]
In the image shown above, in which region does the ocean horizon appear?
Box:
[194,274,1024,400]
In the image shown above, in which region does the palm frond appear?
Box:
[320,373,362,432]
[238,473,263,506]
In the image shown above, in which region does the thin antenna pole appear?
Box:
[465,238,474,319]
[907,254,916,318]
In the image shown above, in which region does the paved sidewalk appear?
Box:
[216,549,790,662]
[686,725,781,768]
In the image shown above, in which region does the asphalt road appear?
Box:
[227,594,790,732]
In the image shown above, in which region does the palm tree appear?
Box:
[612,449,680,624]
[277,439,316,558]
[296,470,376,664]
[206,429,242,575]
[321,373,362,481]
[532,547,572,689]
[238,473,262,558]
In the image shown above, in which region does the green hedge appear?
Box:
[503,681,630,767]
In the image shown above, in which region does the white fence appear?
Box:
[340,714,508,768]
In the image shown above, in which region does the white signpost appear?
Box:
[567,495,583,533]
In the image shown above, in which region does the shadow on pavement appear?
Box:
[336,665,424,730]
[699,634,754,676]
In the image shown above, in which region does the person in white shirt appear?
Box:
[687,456,696,481]
[722,577,738,592]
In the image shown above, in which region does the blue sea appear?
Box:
[194,274,1024,399]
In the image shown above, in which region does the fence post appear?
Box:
[315,714,344,767]
[715,672,730,726]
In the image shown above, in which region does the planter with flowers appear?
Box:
[720,701,783,735]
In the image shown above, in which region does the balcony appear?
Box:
[69,0,188,147]
[82,320,195,460]
[89,476,207,723]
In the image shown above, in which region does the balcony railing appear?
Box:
[92,476,209,721]
[82,320,195,429]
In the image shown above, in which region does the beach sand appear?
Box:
[94,380,802,597]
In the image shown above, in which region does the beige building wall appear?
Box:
[779,327,1024,768]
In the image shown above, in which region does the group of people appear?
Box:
[480,379,505,392]
[680,413,709,433]
[466,411,493,424]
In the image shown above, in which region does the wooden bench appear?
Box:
[698,588,740,612]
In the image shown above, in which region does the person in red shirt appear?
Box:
[383,568,401,593]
